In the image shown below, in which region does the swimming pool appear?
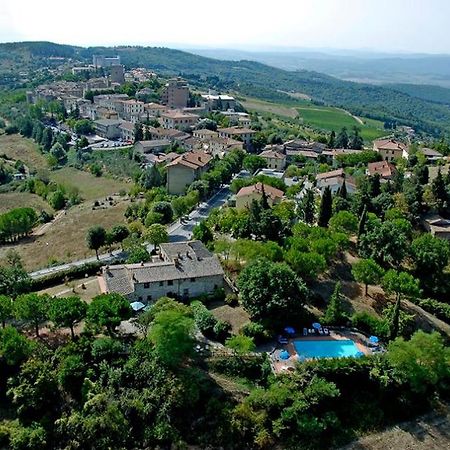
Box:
[293,339,361,359]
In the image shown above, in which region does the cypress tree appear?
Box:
[318,186,332,227]
[357,205,367,241]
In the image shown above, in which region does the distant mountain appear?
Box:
[387,83,450,105]
[190,48,450,88]
[1,42,450,135]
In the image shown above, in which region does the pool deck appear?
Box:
[270,329,380,374]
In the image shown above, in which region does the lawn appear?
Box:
[49,167,131,201]
[297,105,386,141]
[0,191,52,214]
[0,133,48,171]
[0,200,129,271]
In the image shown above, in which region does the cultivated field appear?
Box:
[0,200,129,271]
[297,105,386,141]
[0,133,48,171]
[0,191,52,214]
[241,97,300,118]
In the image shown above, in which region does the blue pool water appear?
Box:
[293,339,361,359]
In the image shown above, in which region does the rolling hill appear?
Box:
[1,42,450,135]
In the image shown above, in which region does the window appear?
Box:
[159,281,164,287]
[147,295,152,301]
[138,296,143,301]
[144,282,150,289]
[190,277,196,282]
[168,280,174,286]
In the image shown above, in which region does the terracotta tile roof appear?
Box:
[316,168,344,180]
[166,151,212,170]
[236,182,284,200]
[374,138,407,152]
[367,161,397,178]
[259,149,286,159]
[218,126,256,135]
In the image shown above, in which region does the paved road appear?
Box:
[29,186,231,280]
[163,185,230,244]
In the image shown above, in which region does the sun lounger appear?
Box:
[318,328,324,335]
[324,328,329,335]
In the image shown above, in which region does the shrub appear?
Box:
[190,300,231,342]
[224,293,239,306]
[413,298,450,324]
[213,320,232,341]
[242,321,272,345]
[351,312,388,338]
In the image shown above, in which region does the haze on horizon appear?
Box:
[1,0,449,55]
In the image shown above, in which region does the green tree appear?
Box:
[300,188,315,225]
[125,244,150,264]
[134,122,144,142]
[50,142,67,164]
[109,224,129,250]
[87,293,132,335]
[193,220,213,244]
[359,219,410,267]
[329,210,358,234]
[335,127,349,148]
[149,308,194,368]
[285,251,326,282]
[318,186,332,227]
[410,233,449,278]
[14,293,50,337]
[431,168,448,215]
[151,201,173,224]
[382,270,421,340]
[139,165,163,189]
[0,264,31,298]
[7,358,60,423]
[56,393,129,449]
[323,282,347,324]
[349,126,363,150]
[47,190,66,210]
[86,226,106,259]
[49,296,87,338]
[226,335,256,356]
[351,258,384,296]
[387,331,450,394]
[0,326,33,366]
[0,294,13,327]
[144,223,168,251]
[237,259,308,322]
[243,155,267,174]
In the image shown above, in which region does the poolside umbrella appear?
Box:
[284,326,295,335]
[312,322,322,330]
[280,350,290,360]
[130,301,145,312]
[369,336,379,344]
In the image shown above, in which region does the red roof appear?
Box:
[236,182,284,200]
[367,161,397,178]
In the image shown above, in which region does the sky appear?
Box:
[1,0,449,54]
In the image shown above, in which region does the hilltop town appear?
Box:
[0,46,449,450]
